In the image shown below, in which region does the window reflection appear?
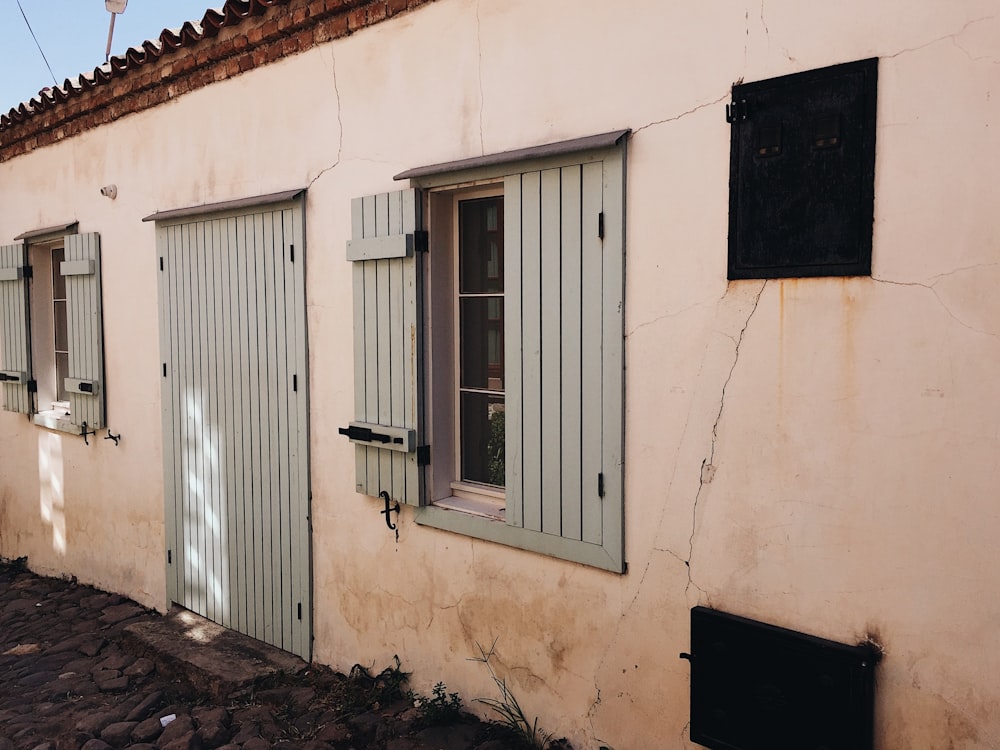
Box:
[458,197,504,487]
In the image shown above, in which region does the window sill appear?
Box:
[414,503,625,573]
[32,411,83,435]
[434,494,505,521]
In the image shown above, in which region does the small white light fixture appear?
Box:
[100,184,118,200]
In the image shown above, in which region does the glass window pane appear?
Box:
[55,352,69,403]
[460,297,504,391]
[459,197,503,294]
[460,392,505,487]
[54,300,68,353]
[51,247,66,300]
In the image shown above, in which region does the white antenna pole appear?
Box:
[104,0,128,62]
[105,13,116,62]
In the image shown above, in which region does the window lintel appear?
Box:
[395,129,630,187]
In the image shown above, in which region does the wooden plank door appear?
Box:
[156,199,310,659]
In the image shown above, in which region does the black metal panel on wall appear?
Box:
[728,58,878,279]
[684,606,879,750]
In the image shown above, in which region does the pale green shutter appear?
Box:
[504,147,626,572]
[345,189,425,506]
[0,243,32,415]
[62,233,106,429]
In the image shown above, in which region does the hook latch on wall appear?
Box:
[81,422,98,446]
[379,490,401,541]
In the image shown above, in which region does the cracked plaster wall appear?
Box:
[0,0,998,747]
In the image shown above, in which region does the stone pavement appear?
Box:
[0,559,546,750]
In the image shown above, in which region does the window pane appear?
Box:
[459,197,503,294]
[55,352,69,403]
[54,300,68,353]
[51,247,66,300]
[460,297,504,391]
[461,392,505,487]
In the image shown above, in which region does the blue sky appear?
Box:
[1,0,216,112]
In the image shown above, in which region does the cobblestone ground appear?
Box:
[0,560,548,750]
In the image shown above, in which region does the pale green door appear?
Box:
[156,196,310,659]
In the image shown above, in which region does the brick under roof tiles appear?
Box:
[0,0,291,131]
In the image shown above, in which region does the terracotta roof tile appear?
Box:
[0,0,292,131]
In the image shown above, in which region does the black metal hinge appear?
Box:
[290,244,295,263]
[159,257,164,271]
[417,445,431,466]
[167,549,172,565]
[297,603,302,621]
[293,374,298,392]
[598,472,605,498]
[598,212,605,240]
[162,363,167,377]
[414,230,429,253]
[27,380,37,394]
[726,98,748,124]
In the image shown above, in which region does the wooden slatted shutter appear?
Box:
[345,188,425,506]
[0,243,32,415]
[158,202,311,659]
[504,148,625,571]
[62,233,106,429]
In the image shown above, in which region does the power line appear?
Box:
[16,0,58,87]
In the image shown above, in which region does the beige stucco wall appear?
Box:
[2,0,999,747]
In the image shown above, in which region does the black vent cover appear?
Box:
[686,606,878,750]
[727,57,878,279]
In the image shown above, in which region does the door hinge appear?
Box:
[598,472,605,498]
[417,445,431,466]
[598,212,605,240]
[726,98,748,124]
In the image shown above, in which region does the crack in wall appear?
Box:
[883,15,996,60]
[872,274,999,340]
[625,301,708,338]
[475,0,486,154]
[759,0,770,54]
[952,36,1000,64]
[743,10,750,69]
[307,48,344,189]
[633,93,729,136]
[685,280,766,596]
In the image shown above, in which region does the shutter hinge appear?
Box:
[293,374,298,392]
[159,257,164,271]
[598,212,605,240]
[27,380,37,393]
[417,445,431,466]
[290,244,295,263]
[162,363,167,377]
[24,265,33,279]
[726,98,748,124]
[167,549,172,565]
[414,230,429,253]
[598,472,605,498]
[297,602,302,621]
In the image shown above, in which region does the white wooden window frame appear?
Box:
[448,185,507,516]
[401,133,628,573]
